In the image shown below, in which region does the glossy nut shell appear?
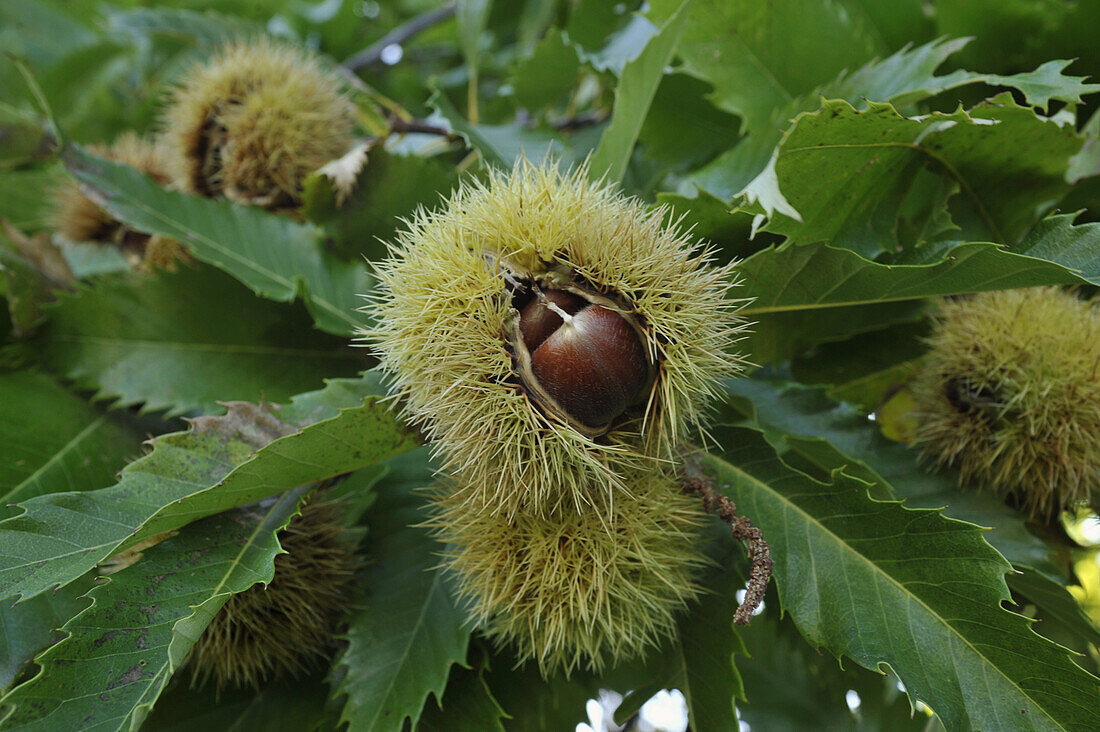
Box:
[512,287,654,434]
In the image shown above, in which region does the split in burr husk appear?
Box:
[911,287,1100,520]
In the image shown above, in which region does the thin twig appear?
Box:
[387,117,459,139]
[344,3,457,71]
[681,458,773,625]
[552,110,608,132]
[385,110,606,140]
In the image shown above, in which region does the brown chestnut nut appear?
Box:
[513,287,654,434]
[519,290,588,352]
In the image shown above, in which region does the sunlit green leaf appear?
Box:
[0,374,416,603]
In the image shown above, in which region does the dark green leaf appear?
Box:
[430,88,569,168]
[590,528,750,729]
[831,0,935,52]
[567,0,649,62]
[790,321,930,410]
[61,145,372,337]
[648,0,880,136]
[104,6,262,45]
[0,167,59,232]
[738,214,1100,327]
[823,42,1100,114]
[656,188,759,262]
[333,449,470,732]
[0,369,143,518]
[38,265,363,417]
[139,674,331,732]
[738,98,1082,252]
[415,662,507,732]
[934,0,1100,82]
[302,148,457,262]
[722,377,1061,576]
[0,374,417,603]
[0,246,53,337]
[1008,568,1100,649]
[742,299,927,366]
[638,73,742,171]
[456,0,491,78]
[632,537,747,730]
[736,594,936,731]
[689,37,1099,202]
[481,655,592,732]
[0,486,310,731]
[589,0,691,183]
[511,29,580,111]
[0,574,92,691]
[698,429,1100,730]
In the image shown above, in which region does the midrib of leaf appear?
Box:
[708,455,1064,726]
[47,335,356,359]
[739,242,1086,315]
[98,186,291,293]
[364,570,447,729]
[0,414,107,505]
[783,139,1001,240]
[730,33,794,107]
[0,461,212,575]
[64,146,364,335]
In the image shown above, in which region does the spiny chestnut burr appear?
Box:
[431,466,705,676]
[162,38,355,209]
[188,494,359,690]
[911,287,1100,520]
[513,287,655,435]
[367,160,747,517]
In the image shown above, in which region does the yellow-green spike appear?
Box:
[431,467,706,677]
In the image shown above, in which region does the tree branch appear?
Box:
[344,3,457,71]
